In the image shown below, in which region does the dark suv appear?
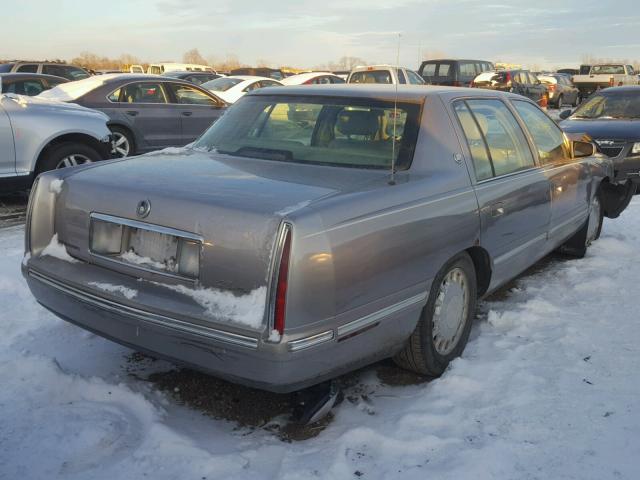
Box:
[472,70,548,106]
[418,59,494,87]
[0,61,90,81]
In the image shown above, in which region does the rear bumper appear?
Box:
[24,263,417,392]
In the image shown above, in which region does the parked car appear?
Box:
[0,93,112,192]
[201,76,283,104]
[537,73,580,107]
[347,65,425,85]
[572,64,638,98]
[281,72,345,85]
[147,63,215,75]
[0,61,90,81]
[230,67,291,81]
[418,59,494,87]
[560,86,640,193]
[22,85,629,402]
[163,71,221,85]
[0,73,68,96]
[38,74,227,157]
[332,70,350,80]
[472,69,549,106]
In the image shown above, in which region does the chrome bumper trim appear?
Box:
[337,292,427,338]
[288,330,334,352]
[28,269,258,350]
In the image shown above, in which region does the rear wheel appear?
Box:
[560,188,603,258]
[394,253,477,377]
[109,126,134,157]
[37,142,101,174]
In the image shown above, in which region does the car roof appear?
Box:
[249,84,527,102]
[421,59,493,63]
[598,85,640,94]
[281,72,336,84]
[0,72,68,81]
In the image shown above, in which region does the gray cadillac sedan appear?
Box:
[23,85,630,394]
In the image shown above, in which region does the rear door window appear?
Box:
[459,62,477,78]
[112,82,168,103]
[438,64,451,78]
[456,99,535,178]
[17,64,38,73]
[4,79,46,96]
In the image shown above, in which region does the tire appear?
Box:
[37,142,101,174]
[393,252,477,377]
[560,187,603,258]
[109,125,135,158]
[556,94,563,108]
[573,94,581,107]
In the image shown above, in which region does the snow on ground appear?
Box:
[1,200,640,479]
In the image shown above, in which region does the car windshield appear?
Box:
[349,70,393,84]
[0,64,14,73]
[194,95,421,170]
[571,91,640,119]
[590,65,625,75]
[201,77,243,91]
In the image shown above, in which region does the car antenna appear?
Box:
[389,33,402,186]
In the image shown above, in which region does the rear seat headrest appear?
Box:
[336,109,380,137]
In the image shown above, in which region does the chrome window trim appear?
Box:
[105,80,221,106]
[288,330,334,352]
[28,269,259,349]
[337,292,427,338]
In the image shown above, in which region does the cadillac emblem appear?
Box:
[136,199,151,218]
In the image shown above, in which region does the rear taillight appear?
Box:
[274,227,292,335]
[505,71,512,83]
[452,80,462,87]
[609,76,615,87]
[548,84,556,92]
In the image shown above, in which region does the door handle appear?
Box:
[126,110,138,117]
[182,111,193,116]
[490,203,505,217]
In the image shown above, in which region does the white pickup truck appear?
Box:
[572,64,638,98]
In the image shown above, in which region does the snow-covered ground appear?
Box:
[1,200,640,479]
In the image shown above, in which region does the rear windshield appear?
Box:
[590,65,625,75]
[349,70,393,84]
[0,63,14,73]
[194,95,421,170]
[202,77,243,91]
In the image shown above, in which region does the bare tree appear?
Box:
[256,58,272,68]
[182,48,207,65]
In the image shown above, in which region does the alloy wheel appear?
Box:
[55,153,92,169]
[112,132,131,157]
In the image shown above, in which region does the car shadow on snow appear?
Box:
[130,251,572,442]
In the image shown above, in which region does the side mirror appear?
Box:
[559,109,572,120]
[572,140,596,158]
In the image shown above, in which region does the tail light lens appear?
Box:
[548,84,556,92]
[273,227,292,335]
[505,71,512,84]
[452,80,462,87]
[609,77,615,87]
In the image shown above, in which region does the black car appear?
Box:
[0,73,68,96]
[560,86,640,193]
[418,59,494,87]
[0,61,90,81]
[163,71,221,85]
[39,74,228,157]
[472,69,549,106]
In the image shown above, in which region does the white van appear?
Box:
[147,63,215,75]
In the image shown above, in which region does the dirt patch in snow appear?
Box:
[142,363,334,442]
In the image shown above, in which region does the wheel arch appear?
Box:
[465,245,492,297]
[106,122,137,153]
[599,177,635,219]
[35,133,106,172]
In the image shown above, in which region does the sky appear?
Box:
[3,0,640,69]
